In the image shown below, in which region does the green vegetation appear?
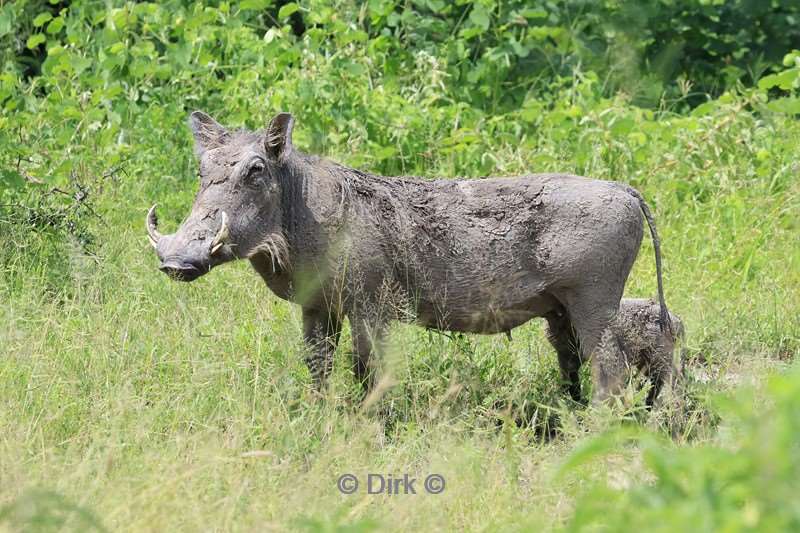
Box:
[1,1,798,531]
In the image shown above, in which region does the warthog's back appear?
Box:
[339,171,644,332]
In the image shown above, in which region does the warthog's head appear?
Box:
[147,111,294,281]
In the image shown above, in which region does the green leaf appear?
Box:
[610,116,635,136]
[758,69,799,91]
[109,42,126,55]
[373,145,397,161]
[628,131,647,147]
[263,27,281,43]
[26,33,46,49]
[69,55,93,76]
[509,37,529,58]
[342,61,365,76]
[33,12,53,27]
[766,97,800,115]
[46,16,64,34]
[460,26,483,40]
[340,30,368,45]
[0,169,26,192]
[278,2,299,19]
[519,8,547,19]
[0,6,13,38]
[691,101,717,116]
[240,0,271,10]
[469,5,490,31]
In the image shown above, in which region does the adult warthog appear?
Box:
[147,111,670,402]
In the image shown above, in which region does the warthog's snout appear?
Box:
[158,258,204,282]
[147,204,231,282]
[155,237,211,281]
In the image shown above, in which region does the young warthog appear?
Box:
[147,111,671,402]
[546,298,683,405]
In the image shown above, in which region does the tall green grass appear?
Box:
[2,90,798,530]
[1,1,799,531]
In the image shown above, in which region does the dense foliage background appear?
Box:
[1,1,799,531]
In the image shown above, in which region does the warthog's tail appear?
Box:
[625,186,672,333]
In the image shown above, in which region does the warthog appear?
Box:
[546,298,683,405]
[147,111,670,402]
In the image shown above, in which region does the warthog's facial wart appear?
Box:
[146,111,294,281]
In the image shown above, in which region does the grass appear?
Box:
[1,93,799,531]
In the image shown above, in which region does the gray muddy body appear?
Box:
[147,111,670,402]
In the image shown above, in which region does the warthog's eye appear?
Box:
[245,159,265,181]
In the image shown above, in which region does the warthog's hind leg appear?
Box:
[302,308,342,390]
[559,290,625,403]
[544,309,584,403]
[592,326,628,403]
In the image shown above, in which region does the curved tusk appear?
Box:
[210,211,229,255]
[146,204,162,248]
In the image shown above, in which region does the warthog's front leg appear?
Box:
[302,308,341,390]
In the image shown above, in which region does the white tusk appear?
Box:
[146,204,162,249]
[210,211,229,255]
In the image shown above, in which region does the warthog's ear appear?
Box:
[189,111,228,157]
[265,112,294,160]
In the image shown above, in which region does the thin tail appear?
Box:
[625,186,672,333]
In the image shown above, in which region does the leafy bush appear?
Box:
[565,368,800,532]
[0,1,798,531]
